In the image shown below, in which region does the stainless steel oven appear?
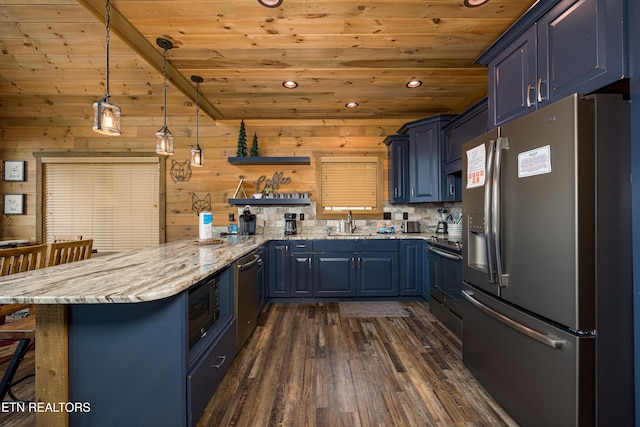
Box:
[428,239,462,338]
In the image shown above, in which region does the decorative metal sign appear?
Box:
[253,171,291,193]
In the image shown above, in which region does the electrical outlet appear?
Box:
[403,212,409,220]
[383,212,391,220]
[300,213,305,220]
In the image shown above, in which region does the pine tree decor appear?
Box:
[250,132,260,157]
[236,119,248,157]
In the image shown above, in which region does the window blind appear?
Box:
[42,157,160,252]
[319,157,381,212]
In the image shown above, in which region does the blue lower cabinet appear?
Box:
[290,253,313,296]
[356,252,398,296]
[268,241,290,297]
[314,253,356,297]
[187,318,237,426]
[399,240,423,296]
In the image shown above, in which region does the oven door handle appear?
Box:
[428,246,462,261]
[238,254,260,270]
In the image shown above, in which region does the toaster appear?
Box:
[402,220,421,233]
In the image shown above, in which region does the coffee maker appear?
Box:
[239,206,256,235]
[436,207,448,235]
[284,213,297,235]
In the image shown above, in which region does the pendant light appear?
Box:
[155,38,174,155]
[190,75,204,167]
[92,0,122,136]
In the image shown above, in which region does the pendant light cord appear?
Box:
[195,81,200,148]
[104,0,111,98]
[162,46,167,130]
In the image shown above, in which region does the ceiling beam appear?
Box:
[76,0,224,121]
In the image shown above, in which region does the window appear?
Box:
[316,155,383,219]
[38,154,164,252]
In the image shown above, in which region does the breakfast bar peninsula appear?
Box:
[0,237,266,427]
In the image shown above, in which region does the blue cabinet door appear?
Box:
[290,254,313,296]
[314,254,356,297]
[489,26,537,126]
[538,0,625,103]
[356,252,398,297]
[268,241,289,297]
[409,122,441,202]
[399,240,423,296]
[385,134,410,203]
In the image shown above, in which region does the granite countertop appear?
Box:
[0,232,435,305]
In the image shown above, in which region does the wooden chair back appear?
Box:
[46,239,93,267]
[0,245,47,276]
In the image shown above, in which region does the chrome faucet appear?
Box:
[346,210,356,233]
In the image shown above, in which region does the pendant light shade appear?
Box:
[190,75,204,167]
[93,0,122,136]
[155,38,174,155]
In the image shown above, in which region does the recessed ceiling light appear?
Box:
[258,0,283,7]
[282,80,298,89]
[345,102,359,108]
[406,80,422,88]
[464,0,489,7]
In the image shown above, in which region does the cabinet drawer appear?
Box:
[187,318,237,426]
[289,240,313,252]
[355,239,398,252]
[314,240,356,252]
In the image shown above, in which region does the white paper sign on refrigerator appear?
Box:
[466,143,486,189]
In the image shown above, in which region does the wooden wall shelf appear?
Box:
[227,157,310,165]
[228,198,311,206]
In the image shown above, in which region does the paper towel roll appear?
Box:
[199,212,213,240]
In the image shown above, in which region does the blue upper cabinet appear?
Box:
[479,0,626,127]
[441,98,488,202]
[384,134,410,204]
[398,115,454,203]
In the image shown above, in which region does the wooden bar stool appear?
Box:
[0,244,46,401]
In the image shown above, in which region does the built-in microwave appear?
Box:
[188,275,220,349]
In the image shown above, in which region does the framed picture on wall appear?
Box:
[2,194,25,215]
[3,160,26,182]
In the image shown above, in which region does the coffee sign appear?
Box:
[253,171,291,193]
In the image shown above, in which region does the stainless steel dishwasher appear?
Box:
[235,250,261,351]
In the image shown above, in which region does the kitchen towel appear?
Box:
[199,212,213,240]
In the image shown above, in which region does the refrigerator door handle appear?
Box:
[493,137,509,288]
[462,290,565,349]
[484,139,497,284]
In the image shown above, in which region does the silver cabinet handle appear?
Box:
[411,188,415,197]
[537,78,545,103]
[462,290,564,349]
[526,84,533,108]
[212,355,227,369]
[449,183,455,195]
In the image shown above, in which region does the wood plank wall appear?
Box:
[0,88,409,243]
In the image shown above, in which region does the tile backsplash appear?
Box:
[233,201,462,236]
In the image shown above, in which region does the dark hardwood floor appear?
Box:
[0,302,517,427]
[198,302,517,427]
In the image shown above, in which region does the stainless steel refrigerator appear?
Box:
[461,93,634,427]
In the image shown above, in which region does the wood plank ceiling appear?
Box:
[1,0,537,122]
